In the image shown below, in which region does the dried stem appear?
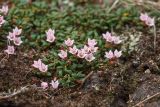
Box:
[133,92,160,107]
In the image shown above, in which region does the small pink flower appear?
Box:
[87,38,97,47]
[46,28,55,43]
[82,45,90,54]
[145,17,154,27]
[41,82,48,89]
[13,37,23,46]
[77,49,86,58]
[32,59,48,72]
[114,50,122,58]
[89,46,98,53]
[64,38,74,47]
[102,32,113,43]
[105,50,114,59]
[13,27,22,36]
[69,45,78,55]
[32,59,42,69]
[140,13,148,22]
[39,63,48,72]
[85,53,95,62]
[7,32,15,41]
[4,46,15,55]
[0,15,5,26]
[58,50,67,59]
[50,79,59,89]
[0,5,8,15]
[112,36,122,44]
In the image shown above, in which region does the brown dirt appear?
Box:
[0,29,160,107]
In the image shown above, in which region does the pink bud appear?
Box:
[46,28,56,43]
[58,50,67,59]
[64,38,74,47]
[4,46,15,55]
[41,82,48,89]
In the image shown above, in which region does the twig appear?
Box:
[153,21,157,52]
[0,86,29,100]
[133,92,160,107]
[107,0,120,13]
[79,71,94,88]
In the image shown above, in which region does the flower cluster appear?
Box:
[5,27,22,55]
[58,38,98,62]
[32,59,48,72]
[41,78,59,89]
[140,13,154,27]
[102,31,121,44]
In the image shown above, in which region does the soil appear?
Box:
[0,28,160,107]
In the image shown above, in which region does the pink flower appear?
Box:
[114,50,122,58]
[39,63,48,72]
[88,38,97,47]
[85,53,95,62]
[13,37,23,46]
[140,13,148,22]
[50,79,59,89]
[0,5,8,15]
[82,45,90,53]
[102,32,113,43]
[145,17,154,27]
[0,15,5,26]
[89,46,98,53]
[7,32,15,41]
[41,82,48,89]
[69,45,78,55]
[105,50,114,59]
[32,59,48,72]
[112,36,122,44]
[77,49,86,58]
[58,50,67,59]
[64,38,74,47]
[13,27,22,36]
[46,28,55,43]
[4,46,15,55]
[32,59,42,69]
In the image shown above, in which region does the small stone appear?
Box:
[145,69,151,74]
